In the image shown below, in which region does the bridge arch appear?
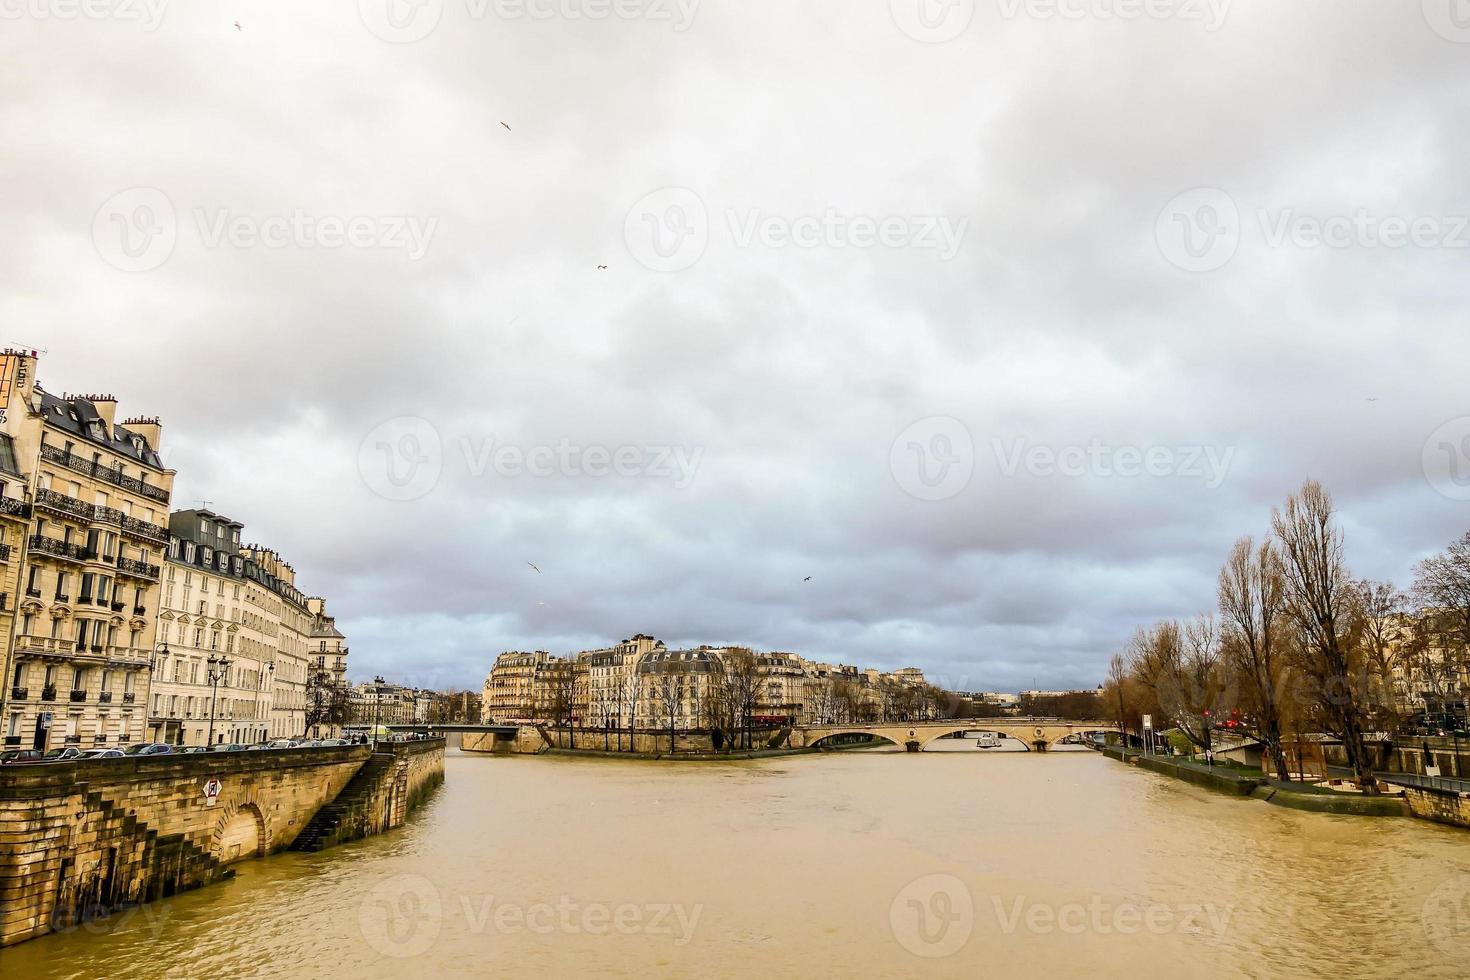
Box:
[807,731,905,751]
[915,726,1035,751]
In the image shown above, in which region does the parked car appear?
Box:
[124,742,174,756]
[295,739,323,748]
[180,746,209,753]
[41,746,88,761]
[80,748,126,759]
[0,749,45,765]
[208,743,247,752]
[266,739,299,749]
[318,738,349,746]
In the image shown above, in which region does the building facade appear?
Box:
[149,510,350,746]
[1,351,173,753]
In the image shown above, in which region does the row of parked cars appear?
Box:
[0,737,358,765]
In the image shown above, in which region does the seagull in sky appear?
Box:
[527,562,541,573]
[597,264,608,269]
[501,121,511,131]
[234,21,241,30]
[803,576,812,582]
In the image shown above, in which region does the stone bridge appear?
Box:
[790,719,1115,752]
[0,740,444,947]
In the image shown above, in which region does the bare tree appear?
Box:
[1271,480,1378,792]
[616,668,641,752]
[1106,653,1132,745]
[1218,536,1293,781]
[833,678,865,724]
[1355,579,1410,732]
[1130,617,1231,754]
[647,660,685,753]
[806,677,837,724]
[725,649,760,749]
[1412,531,1470,724]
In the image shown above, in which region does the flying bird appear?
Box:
[803,576,812,582]
[597,264,608,270]
[234,21,241,30]
[527,562,541,574]
[500,121,511,131]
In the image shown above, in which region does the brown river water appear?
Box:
[4,742,1469,979]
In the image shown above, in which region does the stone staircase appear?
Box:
[288,753,395,852]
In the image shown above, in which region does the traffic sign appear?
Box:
[202,777,223,806]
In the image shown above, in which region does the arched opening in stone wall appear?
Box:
[213,803,267,865]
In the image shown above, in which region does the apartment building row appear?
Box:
[0,350,350,751]
[1385,609,1470,722]
[481,633,933,729]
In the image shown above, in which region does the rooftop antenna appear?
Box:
[196,499,214,510]
[3,343,46,356]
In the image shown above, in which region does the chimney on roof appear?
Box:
[91,394,118,430]
[122,416,162,453]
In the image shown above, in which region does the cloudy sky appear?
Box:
[5,0,1468,692]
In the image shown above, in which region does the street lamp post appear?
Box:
[372,675,386,750]
[206,654,232,747]
[150,640,169,743]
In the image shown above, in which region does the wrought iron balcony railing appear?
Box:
[28,535,89,563]
[9,687,26,701]
[0,495,30,519]
[116,557,160,579]
[39,443,170,503]
[35,486,96,521]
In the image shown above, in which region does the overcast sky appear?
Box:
[5,0,1468,692]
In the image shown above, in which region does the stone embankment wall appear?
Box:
[0,740,444,947]
[1323,743,1469,780]
[290,740,445,851]
[1401,785,1470,829]
[462,726,792,756]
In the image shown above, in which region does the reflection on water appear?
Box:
[7,746,1470,979]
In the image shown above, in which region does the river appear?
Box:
[6,743,1469,978]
